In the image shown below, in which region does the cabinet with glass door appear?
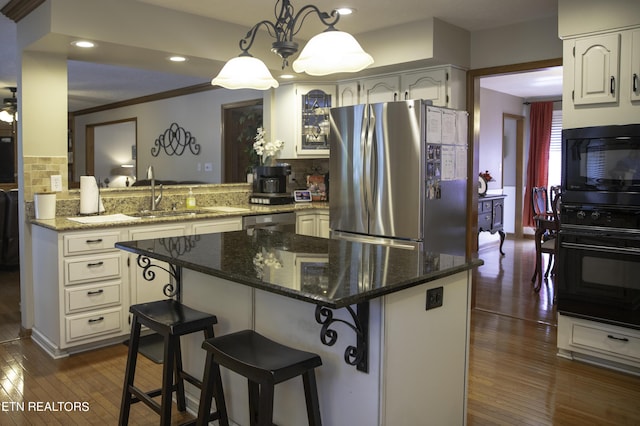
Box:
[273,84,335,159]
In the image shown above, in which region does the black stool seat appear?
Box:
[132,299,218,336]
[197,329,322,426]
[120,299,225,426]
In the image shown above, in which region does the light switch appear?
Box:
[50,175,63,192]
[204,163,213,172]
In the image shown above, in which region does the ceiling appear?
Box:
[0,0,560,112]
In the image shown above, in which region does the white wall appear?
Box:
[558,0,640,38]
[471,16,562,69]
[478,88,525,234]
[94,121,136,188]
[74,88,264,183]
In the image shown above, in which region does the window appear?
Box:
[547,109,562,188]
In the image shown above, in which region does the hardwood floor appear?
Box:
[0,267,20,343]
[469,237,640,425]
[0,238,638,425]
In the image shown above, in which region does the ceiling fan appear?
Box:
[0,87,17,123]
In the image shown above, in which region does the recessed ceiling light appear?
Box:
[335,7,355,15]
[280,74,295,79]
[71,40,95,48]
[168,56,188,62]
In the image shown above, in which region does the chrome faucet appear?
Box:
[146,166,163,211]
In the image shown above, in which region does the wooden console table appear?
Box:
[478,194,506,255]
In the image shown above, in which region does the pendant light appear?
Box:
[292,29,374,76]
[211,0,373,90]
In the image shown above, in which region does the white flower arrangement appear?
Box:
[253,249,283,280]
[253,127,284,164]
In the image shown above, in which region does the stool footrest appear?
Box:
[128,385,162,415]
[180,371,203,390]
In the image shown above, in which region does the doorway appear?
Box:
[85,118,137,187]
[468,58,562,252]
[221,100,263,183]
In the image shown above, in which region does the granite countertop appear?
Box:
[31,202,329,231]
[116,229,482,309]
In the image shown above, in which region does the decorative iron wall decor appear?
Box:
[152,122,201,157]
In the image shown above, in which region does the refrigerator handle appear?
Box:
[361,106,371,212]
[365,106,376,216]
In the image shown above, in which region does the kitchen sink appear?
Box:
[132,209,201,219]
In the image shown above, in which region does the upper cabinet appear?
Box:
[337,66,466,110]
[632,29,640,103]
[564,27,640,128]
[361,75,401,104]
[573,33,620,105]
[272,84,336,159]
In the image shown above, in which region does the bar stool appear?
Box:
[196,329,322,426]
[119,299,226,426]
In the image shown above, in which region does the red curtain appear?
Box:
[523,102,553,227]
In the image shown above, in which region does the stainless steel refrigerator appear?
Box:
[329,100,468,255]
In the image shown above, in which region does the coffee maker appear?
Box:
[250,164,294,205]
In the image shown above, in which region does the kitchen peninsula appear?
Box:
[116,229,481,426]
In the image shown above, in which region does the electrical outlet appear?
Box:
[50,175,63,192]
[426,286,443,310]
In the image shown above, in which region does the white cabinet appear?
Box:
[337,66,466,109]
[337,81,359,107]
[32,226,129,357]
[272,84,336,159]
[128,218,241,308]
[296,211,329,238]
[361,75,401,103]
[128,223,187,306]
[401,68,448,105]
[192,217,242,235]
[31,216,243,357]
[563,27,640,127]
[316,212,330,238]
[557,314,640,375]
[573,33,621,105]
[631,29,640,102]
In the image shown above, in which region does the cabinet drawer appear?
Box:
[480,201,492,213]
[478,214,492,231]
[65,308,122,342]
[65,254,121,285]
[572,324,640,362]
[64,232,120,256]
[65,281,121,313]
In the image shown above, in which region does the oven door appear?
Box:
[557,229,640,328]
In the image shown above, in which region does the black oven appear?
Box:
[562,124,640,206]
[557,205,640,329]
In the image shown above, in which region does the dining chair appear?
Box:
[530,186,561,292]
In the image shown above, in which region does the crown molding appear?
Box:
[71,82,218,117]
[1,0,45,22]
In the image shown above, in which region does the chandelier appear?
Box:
[211,0,374,90]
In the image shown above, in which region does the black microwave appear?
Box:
[562,124,640,206]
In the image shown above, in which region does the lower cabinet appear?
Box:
[31,216,242,358]
[32,226,129,358]
[557,314,640,374]
[128,223,187,306]
[296,210,329,238]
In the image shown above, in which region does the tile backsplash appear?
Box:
[23,156,68,200]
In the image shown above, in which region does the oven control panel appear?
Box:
[561,204,640,229]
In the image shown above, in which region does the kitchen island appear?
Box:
[116,229,481,426]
